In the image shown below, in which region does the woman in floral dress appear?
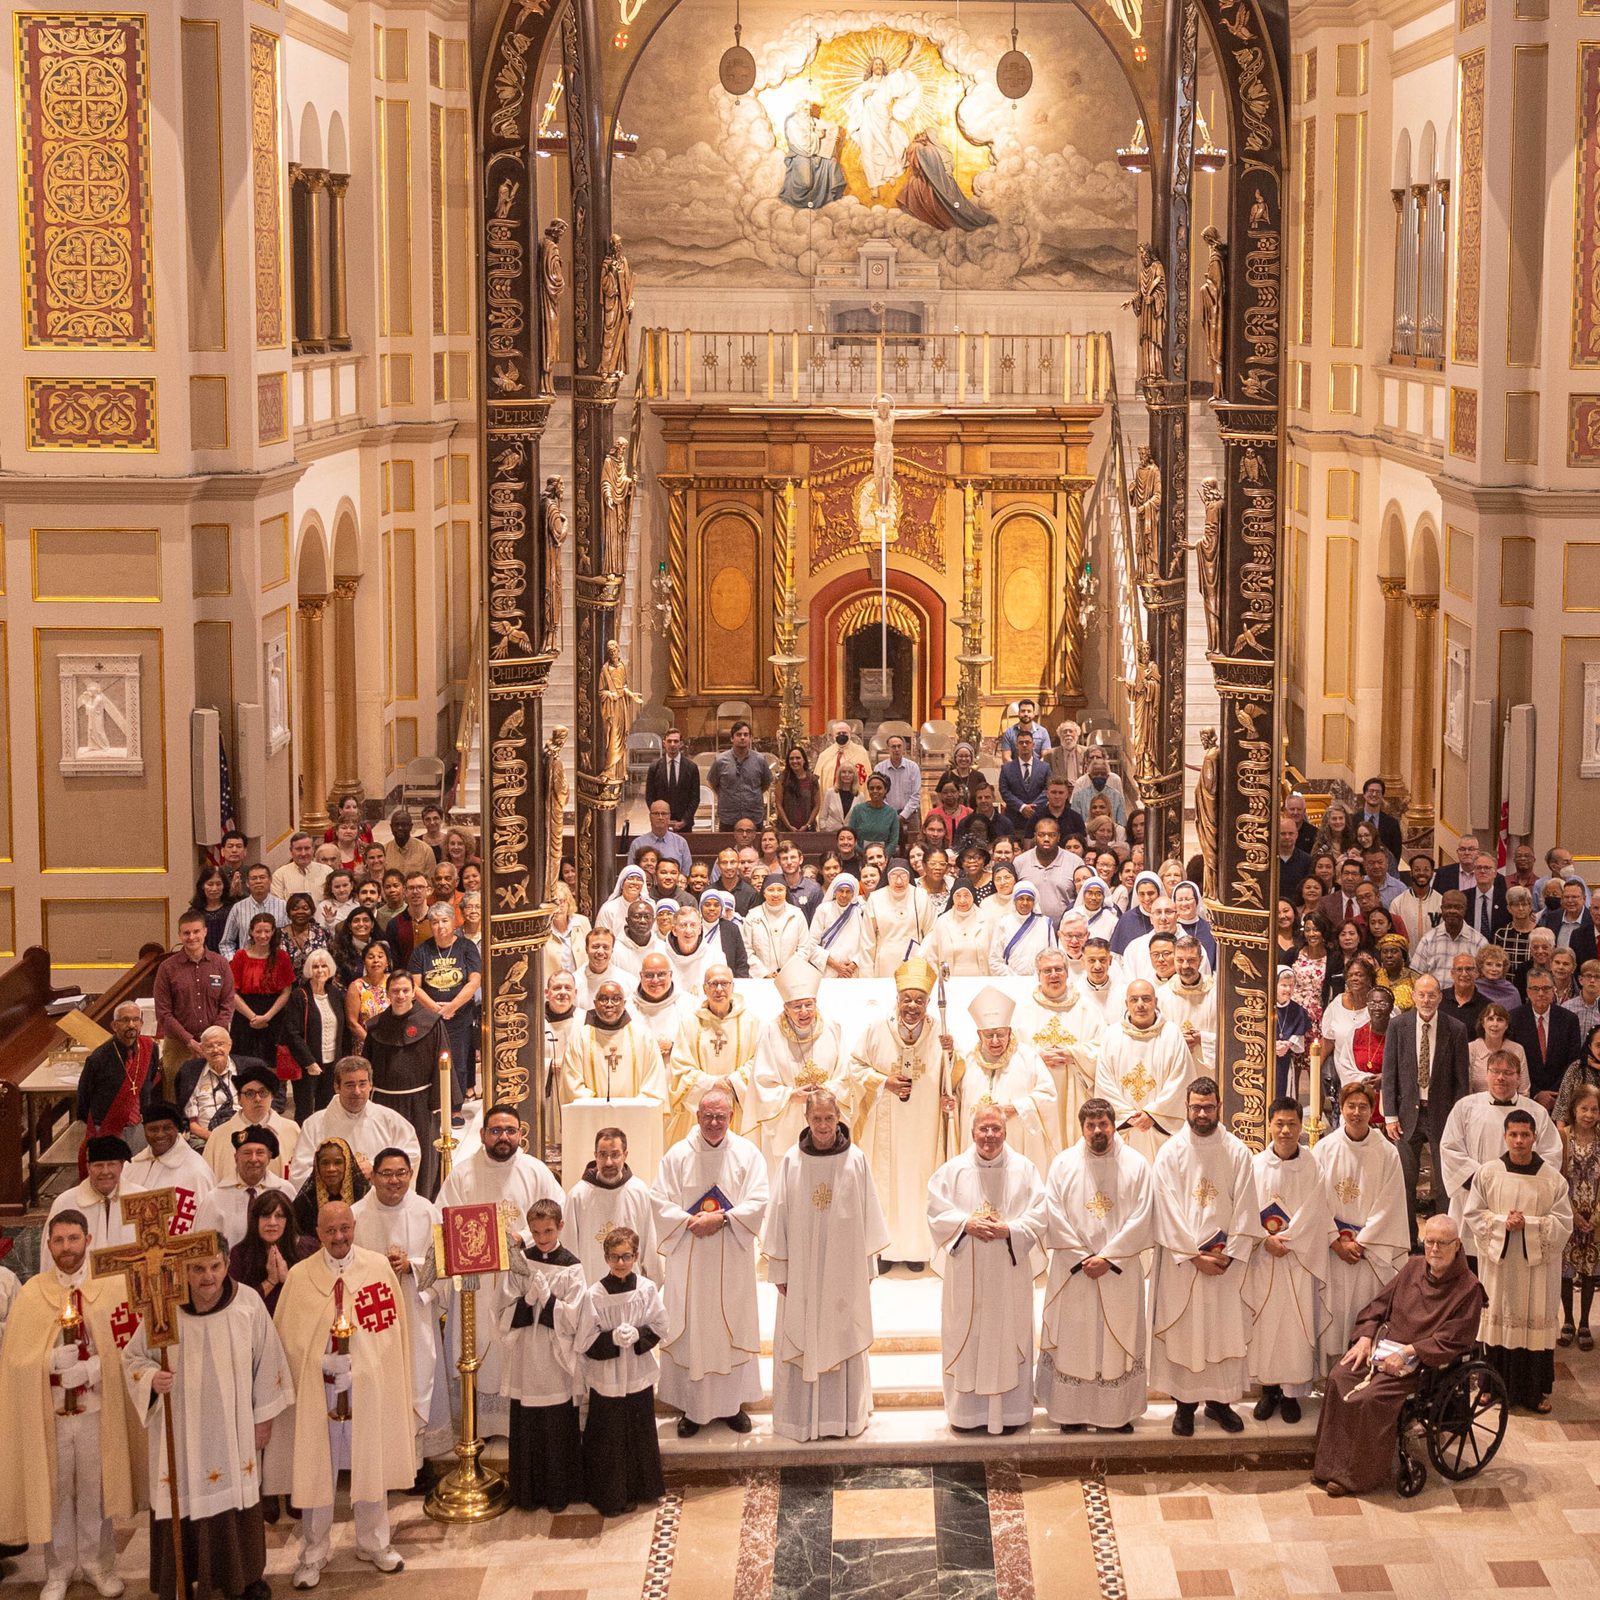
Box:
[1561,1080,1600,1350]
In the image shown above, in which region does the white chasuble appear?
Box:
[763,1136,889,1441]
[562,1018,669,1108]
[927,1145,1044,1433]
[123,1283,292,1521]
[1465,1157,1572,1351]
[652,1128,769,1423]
[1311,1127,1410,1359]
[1033,1138,1154,1427]
[1162,979,1218,1072]
[744,1015,849,1181]
[954,1042,1059,1181]
[1094,1016,1193,1164]
[851,1017,948,1263]
[1243,1148,1333,1391]
[1076,976,1128,1033]
[1149,1126,1263,1403]
[666,999,759,1143]
[1012,989,1101,1148]
[1440,1094,1562,1228]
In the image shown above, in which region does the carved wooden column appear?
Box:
[473,3,561,1156]
[660,474,690,703]
[297,594,331,831]
[566,0,622,916]
[1378,576,1409,807]
[326,173,350,349]
[328,576,362,807]
[1140,0,1199,865]
[1197,0,1290,1150]
[1404,596,1440,838]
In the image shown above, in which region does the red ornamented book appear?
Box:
[435,1202,509,1278]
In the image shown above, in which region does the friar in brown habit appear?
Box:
[1312,1213,1486,1496]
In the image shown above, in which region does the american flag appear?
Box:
[217,729,237,836]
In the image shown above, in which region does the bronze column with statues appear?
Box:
[471,1,564,1159]
[1195,0,1290,1150]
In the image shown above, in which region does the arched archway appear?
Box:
[808,567,947,733]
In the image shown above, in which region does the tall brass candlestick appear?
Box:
[1308,1037,1325,1146]
[435,1049,458,1179]
[424,1273,509,1522]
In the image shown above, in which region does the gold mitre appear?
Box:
[968,984,1016,1031]
[774,954,823,1004]
[894,956,938,996]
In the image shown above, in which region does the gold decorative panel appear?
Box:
[0,624,12,864]
[0,892,15,958]
[1334,42,1366,99]
[1449,387,1479,460]
[32,526,159,601]
[383,528,417,700]
[26,376,154,450]
[1325,468,1358,520]
[14,13,154,349]
[1297,117,1316,345]
[1460,0,1486,24]
[698,510,760,693]
[42,897,168,969]
[992,512,1052,694]
[1452,50,1484,365]
[1575,46,1600,367]
[1320,711,1350,766]
[1569,394,1600,465]
[249,27,284,349]
[1501,537,1535,607]
[1322,535,1355,698]
[808,442,946,573]
[1330,113,1365,348]
[1328,363,1359,413]
[1506,47,1548,368]
[377,98,412,337]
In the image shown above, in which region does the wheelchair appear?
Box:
[1394,1352,1510,1497]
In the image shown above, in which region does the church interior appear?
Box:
[5,0,1600,1597]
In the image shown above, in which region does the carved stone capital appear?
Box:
[1378,576,1407,603]
[297,594,329,622]
[1408,595,1440,621]
[574,573,624,606]
[325,171,351,198]
[332,576,360,602]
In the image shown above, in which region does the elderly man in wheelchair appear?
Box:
[1313,1214,1506,1498]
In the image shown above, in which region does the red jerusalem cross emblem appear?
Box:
[109,1301,139,1349]
[169,1189,198,1234]
[354,1282,397,1333]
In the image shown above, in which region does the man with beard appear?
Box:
[952,986,1058,1181]
[667,963,758,1142]
[75,1002,157,1168]
[1012,949,1100,1148]
[564,1127,658,1284]
[927,1104,1044,1435]
[1149,1078,1263,1436]
[763,1090,888,1441]
[1164,937,1218,1071]
[1033,1098,1154,1433]
[630,953,690,1074]
[850,957,952,1271]
[290,1057,418,1187]
[362,971,447,1197]
[562,981,668,1108]
[1094,980,1193,1164]
[541,970,580,1162]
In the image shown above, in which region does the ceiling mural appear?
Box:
[612,3,1140,288]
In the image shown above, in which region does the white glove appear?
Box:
[523,1273,549,1308]
[322,1353,352,1382]
[61,1357,98,1391]
[612,1322,639,1349]
[327,1369,353,1395]
[50,1344,78,1374]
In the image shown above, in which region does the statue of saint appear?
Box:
[544,725,569,901]
[1195,727,1219,901]
[598,641,643,784]
[599,234,635,378]
[1199,227,1227,400]
[1130,446,1162,577]
[537,218,568,397]
[540,477,568,649]
[1126,640,1161,784]
[1189,478,1224,655]
[1124,243,1167,387]
[598,438,634,581]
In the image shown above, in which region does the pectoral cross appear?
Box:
[91,1188,221,1349]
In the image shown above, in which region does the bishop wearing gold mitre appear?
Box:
[1012,949,1102,1148]
[1093,980,1194,1164]
[0,1208,146,1600]
[263,1202,412,1591]
[849,957,955,1270]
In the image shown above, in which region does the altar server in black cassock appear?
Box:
[362,971,446,1197]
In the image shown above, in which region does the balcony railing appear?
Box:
[642,328,1113,406]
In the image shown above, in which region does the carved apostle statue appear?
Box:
[545,724,569,901]
[537,218,568,397]
[1130,446,1162,578]
[598,438,634,581]
[1125,243,1167,387]
[1195,727,1219,901]
[1126,639,1161,785]
[540,476,569,648]
[1189,478,1224,656]
[1199,227,1227,400]
[599,234,635,378]
[599,640,643,784]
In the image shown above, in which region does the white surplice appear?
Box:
[927,1144,1044,1433]
[1465,1156,1572,1352]
[1311,1126,1410,1359]
[1148,1125,1263,1404]
[1161,978,1219,1073]
[1439,1094,1563,1229]
[126,1142,216,1234]
[564,1168,659,1283]
[287,1102,419,1187]
[1032,1137,1154,1427]
[1243,1147,1333,1392]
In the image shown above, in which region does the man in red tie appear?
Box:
[1510,971,1582,1115]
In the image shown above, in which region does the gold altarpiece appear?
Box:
[653,407,1099,738]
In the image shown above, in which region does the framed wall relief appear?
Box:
[264,635,289,754]
[1583,661,1600,779]
[1444,638,1470,759]
[58,655,142,777]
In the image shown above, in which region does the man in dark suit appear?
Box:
[1277,814,1312,908]
[1570,900,1600,969]
[1356,777,1405,866]
[998,728,1050,837]
[1539,877,1592,955]
[1462,856,1510,942]
[1432,832,1482,898]
[644,728,700,832]
[1381,973,1470,1244]
[1509,969,1584,1108]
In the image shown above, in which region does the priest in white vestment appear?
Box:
[763,1090,889,1440]
[565,1125,659,1283]
[1439,1051,1563,1233]
[123,1247,292,1600]
[561,982,669,1109]
[744,956,850,1180]
[928,1105,1044,1434]
[652,1089,769,1433]
[1464,1109,1573,1411]
[287,1059,418,1187]
[1149,1076,1263,1433]
[263,1203,412,1588]
[1164,941,1219,1072]
[49,1135,148,1252]
[574,930,636,1011]
[851,956,952,1268]
[126,1102,215,1234]
[1313,1080,1410,1360]
[352,1149,452,1470]
[1094,982,1193,1164]
[1076,939,1127,1030]
[541,969,580,1159]
[1033,1098,1154,1431]
[1245,1098,1333,1423]
[630,955,691,1076]
[666,965,759,1142]
[1012,949,1101,1148]
[953,985,1058,1180]
[743,877,809,978]
[858,863,935,977]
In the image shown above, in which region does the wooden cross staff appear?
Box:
[92,1187,221,1600]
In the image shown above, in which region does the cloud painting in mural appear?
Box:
[613,3,1139,288]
